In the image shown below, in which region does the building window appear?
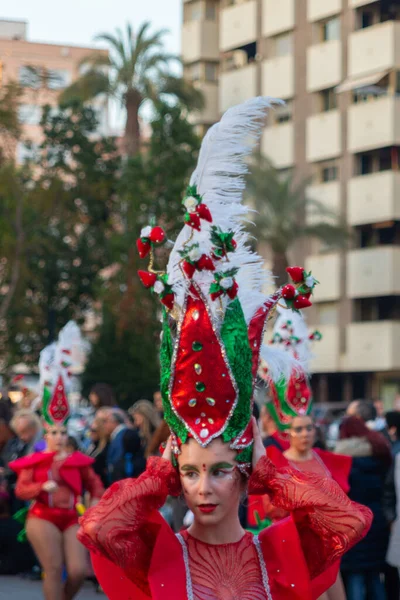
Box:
[205,2,217,20]
[46,69,71,90]
[188,63,201,82]
[205,62,218,82]
[320,88,337,112]
[360,9,374,29]
[19,65,41,88]
[322,165,338,182]
[358,153,373,175]
[273,101,293,124]
[273,32,293,58]
[18,104,42,125]
[321,17,340,42]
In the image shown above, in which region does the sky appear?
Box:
[1,1,182,129]
[1,0,182,53]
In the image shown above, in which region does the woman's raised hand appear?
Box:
[252,417,266,470]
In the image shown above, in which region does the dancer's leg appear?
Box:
[26,517,64,600]
[63,524,87,600]
[326,574,347,600]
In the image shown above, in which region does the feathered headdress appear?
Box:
[137,97,318,468]
[262,300,322,431]
[39,321,88,426]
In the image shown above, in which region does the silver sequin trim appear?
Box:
[253,535,274,600]
[176,533,194,600]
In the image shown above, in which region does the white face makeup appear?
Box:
[178,437,244,526]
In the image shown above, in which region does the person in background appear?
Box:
[336,415,392,600]
[0,401,13,455]
[129,399,161,457]
[153,390,164,419]
[89,383,116,412]
[0,489,36,575]
[66,436,79,454]
[260,403,290,451]
[87,408,109,488]
[259,414,351,600]
[383,411,400,598]
[103,408,146,484]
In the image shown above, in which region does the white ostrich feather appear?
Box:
[271,303,315,371]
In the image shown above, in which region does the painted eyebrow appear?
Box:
[210,462,235,470]
[180,465,199,472]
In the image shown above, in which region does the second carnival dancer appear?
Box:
[248,308,352,600]
[10,323,104,600]
[78,97,371,600]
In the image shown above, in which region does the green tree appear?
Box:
[246,154,349,286]
[0,82,23,163]
[61,22,203,156]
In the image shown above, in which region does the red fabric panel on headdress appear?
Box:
[248,293,280,380]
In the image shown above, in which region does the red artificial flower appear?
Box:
[138,270,157,289]
[161,293,175,310]
[197,254,215,272]
[185,212,201,231]
[227,281,239,299]
[182,261,196,279]
[196,203,212,223]
[137,238,151,259]
[294,295,312,309]
[286,266,305,283]
[281,284,296,299]
[149,226,166,245]
[210,290,224,301]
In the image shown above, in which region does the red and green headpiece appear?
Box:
[136,98,318,469]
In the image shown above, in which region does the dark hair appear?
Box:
[352,400,377,423]
[66,436,79,451]
[386,411,400,439]
[90,383,116,408]
[339,416,392,466]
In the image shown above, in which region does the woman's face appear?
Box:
[178,438,244,527]
[89,392,99,408]
[45,424,68,452]
[289,415,315,453]
[133,412,144,429]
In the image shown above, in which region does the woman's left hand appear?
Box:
[252,417,266,470]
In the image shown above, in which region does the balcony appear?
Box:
[262,55,294,100]
[306,182,341,225]
[348,97,400,153]
[350,0,383,6]
[305,253,341,302]
[307,40,342,92]
[182,21,219,63]
[262,0,294,37]
[348,21,400,78]
[348,171,400,226]
[219,64,257,113]
[262,122,294,168]
[347,246,400,298]
[190,82,219,125]
[345,321,400,372]
[307,0,342,22]
[306,110,341,162]
[220,1,257,52]
[310,325,340,373]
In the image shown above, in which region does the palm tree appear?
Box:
[246,154,349,286]
[61,22,204,156]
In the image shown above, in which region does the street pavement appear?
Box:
[0,577,104,599]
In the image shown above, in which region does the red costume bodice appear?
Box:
[78,455,371,600]
[9,451,104,507]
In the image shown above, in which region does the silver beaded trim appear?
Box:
[253,535,274,600]
[176,533,194,600]
[168,282,240,448]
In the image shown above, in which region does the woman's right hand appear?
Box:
[162,437,172,463]
[42,480,58,493]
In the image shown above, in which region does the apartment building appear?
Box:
[0,19,109,163]
[182,0,400,406]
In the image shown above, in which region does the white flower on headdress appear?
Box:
[140,226,152,238]
[305,275,315,288]
[184,196,199,213]
[220,277,233,290]
[153,281,165,295]
[188,246,202,262]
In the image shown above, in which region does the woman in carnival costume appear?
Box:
[9,323,104,600]
[78,97,371,600]
[250,308,352,600]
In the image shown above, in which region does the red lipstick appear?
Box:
[198,504,217,514]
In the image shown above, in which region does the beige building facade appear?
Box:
[182,0,400,406]
[0,19,109,162]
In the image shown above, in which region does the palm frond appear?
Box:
[59,70,111,104]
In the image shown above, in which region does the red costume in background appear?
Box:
[9,451,104,531]
[78,455,371,600]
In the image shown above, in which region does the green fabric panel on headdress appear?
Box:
[159,308,188,442]
[235,443,253,465]
[267,377,313,432]
[220,298,253,443]
[41,386,53,426]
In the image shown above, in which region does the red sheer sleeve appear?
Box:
[80,466,104,500]
[15,468,43,501]
[77,457,181,595]
[249,456,372,579]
